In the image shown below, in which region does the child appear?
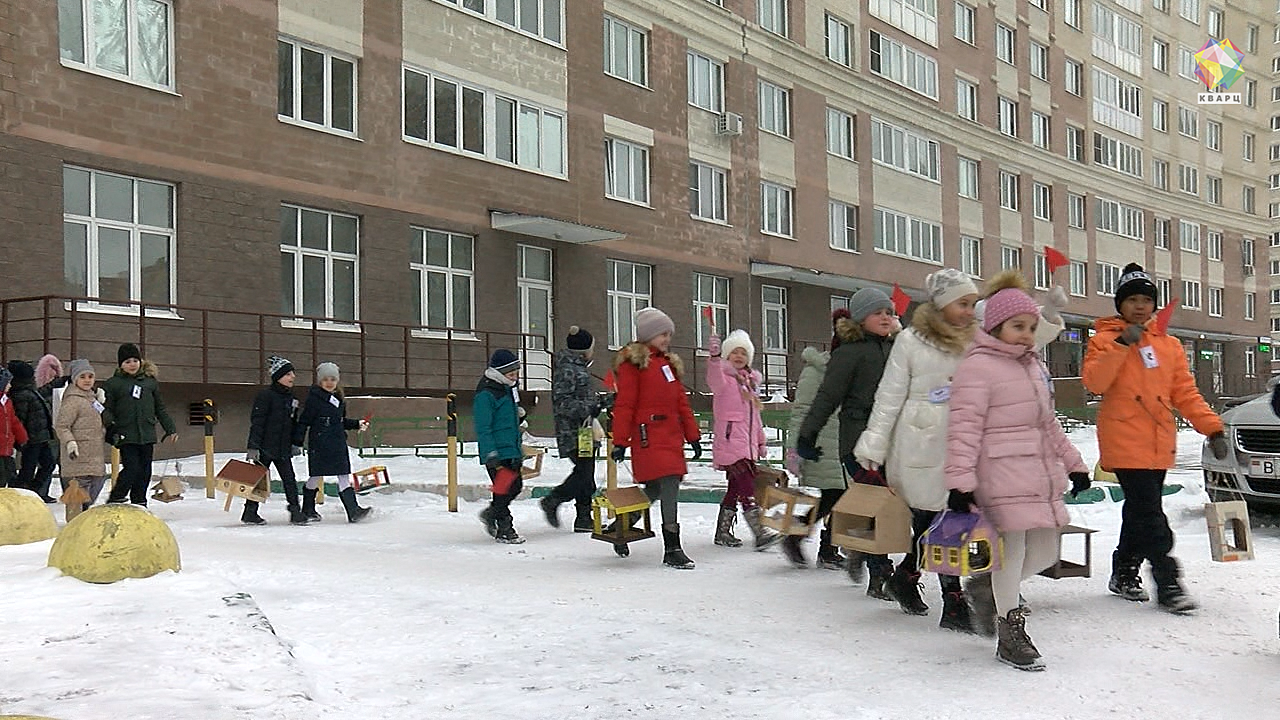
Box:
[796,287,898,597]
[53,359,106,522]
[1083,263,1225,613]
[247,355,308,526]
[855,268,979,629]
[294,362,370,523]
[0,368,28,488]
[542,326,604,533]
[102,343,177,506]
[8,360,57,502]
[611,307,702,569]
[945,287,1091,671]
[707,327,781,550]
[783,309,858,571]
[474,349,527,544]
[36,354,68,501]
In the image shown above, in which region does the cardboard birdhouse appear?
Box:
[753,465,789,508]
[921,510,1003,577]
[1039,525,1098,578]
[828,483,913,554]
[759,485,821,536]
[214,459,270,512]
[590,486,655,547]
[1204,501,1254,562]
[521,445,545,480]
[352,465,390,492]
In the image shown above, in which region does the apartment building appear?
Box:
[0,0,1275,453]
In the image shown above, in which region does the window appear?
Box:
[1033,182,1052,220]
[687,52,725,113]
[606,260,652,348]
[1177,163,1199,196]
[279,38,357,134]
[870,0,939,45]
[1000,170,1020,210]
[1097,262,1121,295]
[1152,99,1168,132]
[1155,0,1168,10]
[62,166,175,308]
[1180,219,1201,252]
[758,0,789,37]
[996,24,1016,64]
[762,285,789,352]
[871,117,940,181]
[1182,280,1202,310]
[1065,0,1082,28]
[958,156,979,199]
[1180,0,1200,25]
[869,30,939,99]
[1247,79,1258,107]
[693,273,730,350]
[1272,232,1280,248]
[1152,158,1169,190]
[1272,172,1280,190]
[1178,46,1197,79]
[605,137,650,204]
[457,0,563,43]
[825,13,852,66]
[1271,260,1280,275]
[1068,193,1086,228]
[1208,7,1223,38]
[1245,132,1256,161]
[1095,196,1144,239]
[1153,38,1169,73]
[998,96,1018,137]
[1244,237,1256,267]
[961,235,982,277]
[827,107,855,159]
[1273,289,1280,304]
[1030,42,1049,81]
[956,77,979,121]
[759,80,791,137]
[1248,24,1259,54]
[1177,105,1199,138]
[1206,176,1222,205]
[1157,279,1171,306]
[689,162,727,223]
[1092,67,1143,137]
[1208,287,1222,317]
[1273,318,1280,335]
[1032,112,1050,149]
[1154,218,1171,249]
[1065,58,1084,96]
[1092,3,1143,76]
[1246,347,1257,378]
[1094,132,1144,177]
[410,227,472,332]
[1246,292,1256,320]
[1271,201,1280,219]
[761,182,794,237]
[829,200,858,252]
[1001,244,1022,270]
[1245,185,1256,214]
[1207,231,1222,261]
[59,0,173,89]
[1207,120,1222,151]
[1034,253,1051,289]
[603,16,648,85]
[955,2,976,43]
[279,205,359,323]
[1067,125,1085,162]
[874,207,943,262]
[1070,260,1087,296]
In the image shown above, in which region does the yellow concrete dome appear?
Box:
[47,504,181,584]
[0,488,58,546]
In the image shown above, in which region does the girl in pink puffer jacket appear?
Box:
[945,287,1090,672]
[707,329,781,551]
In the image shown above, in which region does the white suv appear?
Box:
[1202,387,1280,509]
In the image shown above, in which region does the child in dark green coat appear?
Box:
[103,343,177,506]
[473,350,525,544]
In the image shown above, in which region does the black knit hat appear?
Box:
[488,349,520,374]
[566,325,594,352]
[6,360,33,382]
[117,342,142,365]
[1115,263,1159,311]
[267,355,294,382]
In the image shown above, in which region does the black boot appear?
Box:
[940,590,977,633]
[816,526,846,569]
[302,487,322,522]
[288,504,309,525]
[495,515,526,544]
[964,573,997,637]
[1108,550,1150,602]
[338,487,371,523]
[661,523,695,569]
[539,494,563,528]
[866,563,894,601]
[572,505,594,533]
[479,505,498,538]
[605,512,641,557]
[996,608,1044,671]
[887,563,930,615]
[1151,556,1198,613]
[781,535,807,568]
[714,506,743,547]
[845,551,866,584]
[240,500,266,525]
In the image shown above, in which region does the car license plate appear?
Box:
[1249,456,1280,478]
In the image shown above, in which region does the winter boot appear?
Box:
[572,505,594,533]
[478,506,499,538]
[288,504,310,525]
[495,516,526,544]
[1108,550,1150,602]
[964,573,998,637]
[714,506,743,547]
[780,535,807,568]
[661,523,695,569]
[996,607,1044,671]
[887,564,930,615]
[845,550,866,584]
[302,487,322,523]
[940,591,977,633]
[540,495,563,528]
[605,512,642,557]
[866,563,894,601]
[1151,556,1198,614]
[338,487,371,523]
[816,526,847,569]
[240,501,266,525]
[743,507,783,550]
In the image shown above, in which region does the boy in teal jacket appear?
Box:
[473,349,525,544]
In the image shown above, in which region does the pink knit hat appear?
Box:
[982,288,1040,333]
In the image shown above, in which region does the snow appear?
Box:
[3,429,1278,720]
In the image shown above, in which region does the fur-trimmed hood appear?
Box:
[834,316,899,344]
[910,302,975,356]
[614,342,685,379]
[116,359,159,380]
[982,269,1031,298]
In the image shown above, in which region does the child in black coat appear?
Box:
[246,355,307,526]
[293,362,370,523]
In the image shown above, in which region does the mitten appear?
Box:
[66,441,79,460]
[245,447,260,464]
[795,435,822,462]
[95,388,106,404]
[1042,286,1069,324]
[708,334,722,357]
[1209,432,1230,460]
[1117,324,1144,346]
[947,489,976,513]
[610,445,627,463]
[689,440,703,461]
[1068,471,1091,497]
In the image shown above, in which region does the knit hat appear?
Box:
[35,355,62,387]
[982,288,1041,333]
[66,358,95,380]
[1115,262,1159,311]
[830,307,852,350]
[7,360,33,382]
[117,343,141,365]
[0,368,11,391]
[267,355,294,382]
[566,325,594,352]
[720,329,755,368]
[315,362,340,382]
[925,268,979,310]
[848,287,893,323]
[488,349,520,374]
[634,307,675,343]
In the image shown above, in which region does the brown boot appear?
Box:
[996,608,1044,671]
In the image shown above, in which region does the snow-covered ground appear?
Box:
[2,429,1277,720]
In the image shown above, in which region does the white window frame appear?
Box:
[1034,253,1052,289]
[870,0,939,46]
[762,285,789,352]
[280,204,360,326]
[410,227,474,334]
[689,162,728,223]
[996,24,1016,65]
[1245,132,1256,161]
[1070,260,1088,296]
[1177,105,1199,139]
[758,0,789,37]
[1245,291,1256,320]
[603,15,648,86]
[1245,185,1257,214]
[604,137,650,205]
[1177,163,1199,196]
[1152,158,1169,190]
[827,107,855,160]
[825,13,852,66]
[687,52,725,113]
[1207,230,1222,261]
[279,37,358,136]
[1206,175,1222,205]
[871,117,940,182]
[1208,6,1224,38]
[998,96,1018,137]
[869,30,939,99]
[955,2,976,44]
[1033,182,1052,220]
[1207,119,1222,151]
[1092,67,1143,138]
[961,235,982,277]
[1068,193,1086,228]
[873,207,943,263]
[1032,111,1050,149]
[1097,262,1121,296]
[1152,99,1168,132]
[829,200,859,253]
[956,77,979,121]
[1067,125,1085,162]
[1095,196,1145,240]
[957,156,979,199]
[1030,42,1050,81]
[1094,132,1144,178]
[1001,244,1023,270]
[1153,37,1169,73]
[1065,0,1082,29]
[447,0,565,44]
[761,182,795,238]
[999,170,1020,211]
[59,0,175,91]
[606,259,652,349]
[693,273,731,350]
[1180,219,1201,253]
[1091,3,1143,77]
[1065,58,1084,96]
[1154,218,1171,249]
[758,80,792,137]
[1182,280,1202,310]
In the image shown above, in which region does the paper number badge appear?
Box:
[131,385,142,399]
[661,365,676,383]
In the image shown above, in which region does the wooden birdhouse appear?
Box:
[1204,501,1253,563]
[752,465,788,508]
[921,511,1003,577]
[828,483,913,554]
[759,485,821,536]
[1039,524,1098,578]
[149,475,185,503]
[590,486,655,547]
[352,465,391,492]
[214,459,270,512]
[521,445,545,480]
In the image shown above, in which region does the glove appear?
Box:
[66,441,79,460]
[1068,471,1091,497]
[245,448,260,464]
[610,445,627,463]
[94,388,106,404]
[708,334,722,356]
[856,456,881,472]
[1042,286,1068,325]
[689,440,703,461]
[162,432,178,444]
[1117,324,1144,346]
[1209,432,1230,460]
[291,445,304,457]
[947,489,977,513]
[795,435,822,462]
[358,419,370,432]
[483,452,501,471]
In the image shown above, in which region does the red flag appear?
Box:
[362,411,374,424]
[1043,246,1069,274]
[890,284,911,316]
[603,369,616,392]
[1155,298,1178,334]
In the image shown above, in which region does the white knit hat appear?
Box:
[925,268,979,310]
[719,329,755,368]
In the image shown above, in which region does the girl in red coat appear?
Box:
[611,307,703,569]
[0,367,29,487]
